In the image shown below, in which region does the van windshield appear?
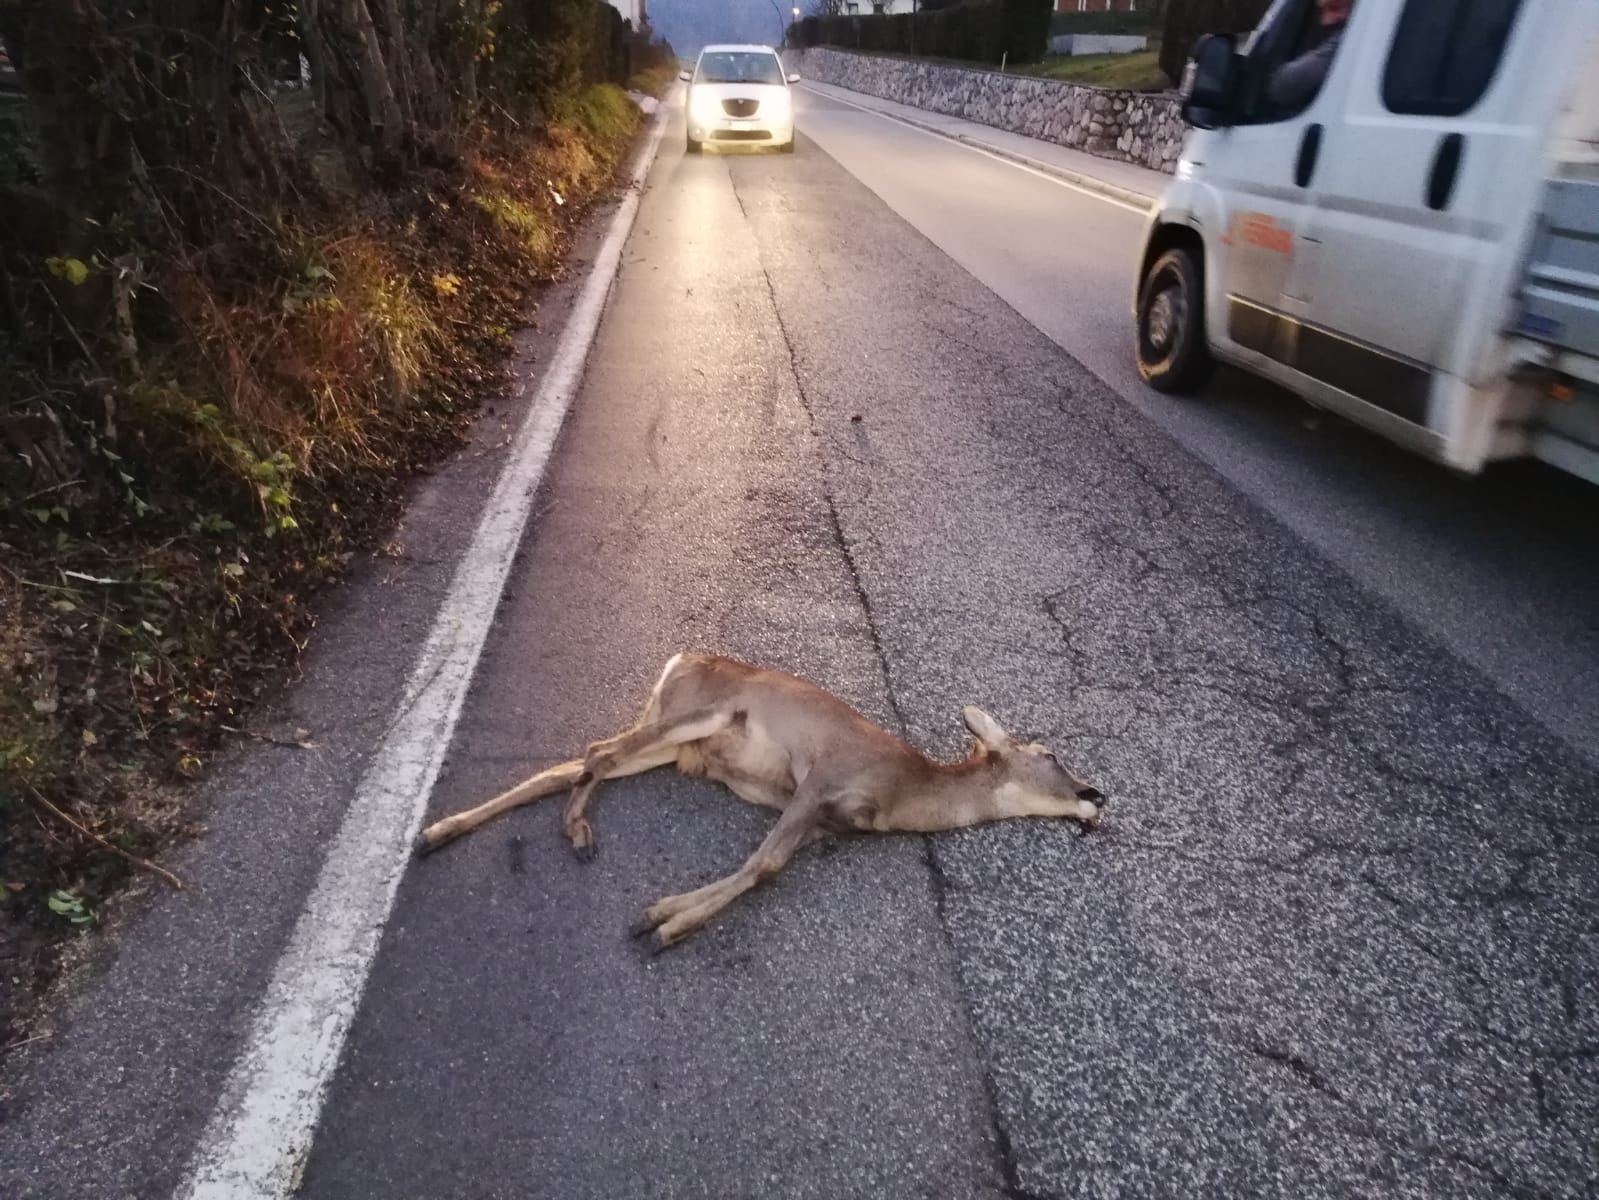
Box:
[696,51,784,86]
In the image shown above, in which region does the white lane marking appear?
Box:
[175,99,674,1200]
[797,83,1152,215]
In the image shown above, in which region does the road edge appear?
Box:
[172,94,674,1200]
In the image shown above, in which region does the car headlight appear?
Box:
[689,91,721,124]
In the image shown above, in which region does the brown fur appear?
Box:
[414,653,1104,949]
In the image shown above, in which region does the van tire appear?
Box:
[1137,247,1214,393]
[686,136,703,154]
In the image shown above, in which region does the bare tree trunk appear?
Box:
[457,0,482,120]
[235,93,284,196]
[372,0,416,143]
[403,0,442,130]
[297,0,335,120]
[213,0,241,182]
[333,0,403,160]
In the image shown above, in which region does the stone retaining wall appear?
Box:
[785,47,1185,173]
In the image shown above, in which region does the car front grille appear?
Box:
[722,98,759,118]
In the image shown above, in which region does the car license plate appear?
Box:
[730,120,756,129]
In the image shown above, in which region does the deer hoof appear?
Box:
[566,820,596,861]
[650,929,674,956]
[412,832,436,857]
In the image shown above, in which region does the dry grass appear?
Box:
[0,84,644,1053]
[628,63,681,97]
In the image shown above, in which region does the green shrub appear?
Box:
[1159,0,1271,85]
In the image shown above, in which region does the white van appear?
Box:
[1133,0,1599,484]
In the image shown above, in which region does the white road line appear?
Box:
[798,83,1152,215]
[174,98,673,1200]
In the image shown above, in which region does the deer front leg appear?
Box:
[635,791,824,952]
[563,708,732,859]
[1011,789,1104,829]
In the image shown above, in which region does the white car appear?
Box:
[680,44,799,154]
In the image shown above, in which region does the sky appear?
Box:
[648,0,793,56]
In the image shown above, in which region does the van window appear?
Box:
[1382,0,1525,116]
[1236,0,1342,124]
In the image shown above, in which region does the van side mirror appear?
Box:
[678,68,692,82]
[787,72,801,84]
[1182,34,1239,129]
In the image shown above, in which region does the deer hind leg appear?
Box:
[562,707,734,859]
[634,791,823,951]
[414,759,586,856]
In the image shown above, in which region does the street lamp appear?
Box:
[766,0,787,46]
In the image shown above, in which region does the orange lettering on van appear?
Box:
[1238,212,1295,257]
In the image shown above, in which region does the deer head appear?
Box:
[962,705,1104,827]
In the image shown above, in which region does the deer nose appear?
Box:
[1075,785,1103,802]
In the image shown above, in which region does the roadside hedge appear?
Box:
[1159,0,1271,84]
[793,0,1052,67]
[0,0,667,1054]
[1048,8,1165,36]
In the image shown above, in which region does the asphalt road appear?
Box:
[5,87,1598,1200]
[302,93,1599,1198]
[791,84,1599,772]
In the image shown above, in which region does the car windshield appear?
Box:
[696,51,784,86]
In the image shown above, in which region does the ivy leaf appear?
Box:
[46,256,91,286]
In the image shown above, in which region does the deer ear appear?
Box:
[961,706,1011,753]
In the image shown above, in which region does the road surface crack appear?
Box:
[730,180,907,736]
[731,168,1043,1200]
[1245,1041,1344,1101]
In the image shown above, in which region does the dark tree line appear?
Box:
[0,0,668,378]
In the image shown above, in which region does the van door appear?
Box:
[1201,0,1357,367]
[1289,0,1554,425]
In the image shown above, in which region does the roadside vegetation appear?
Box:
[1046,7,1164,38]
[789,1,1169,90]
[1016,41,1169,91]
[791,0,1054,67]
[0,0,671,1056]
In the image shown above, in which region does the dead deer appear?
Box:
[414,653,1105,950]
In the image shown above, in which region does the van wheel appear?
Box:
[686,136,702,154]
[1137,247,1214,393]
[778,137,795,154]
